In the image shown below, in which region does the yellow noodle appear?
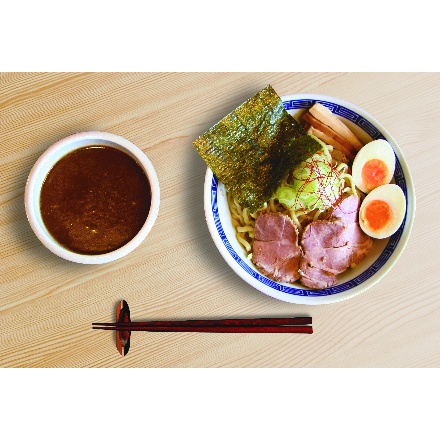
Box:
[268,198,277,212]
[341,172,356,196]
[243,208,253,226]
[322,143,332,163]
[237,225,254,233]
[336,162,348,173]
[236,233,252,252]
[231,217,241,228]
[227,193,239,216]
[288,208,303,233]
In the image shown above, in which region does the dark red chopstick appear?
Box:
[93,325,312,333]
[93,317,312,328]
[92,317,313,333]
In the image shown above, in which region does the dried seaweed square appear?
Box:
[193,85,322,212]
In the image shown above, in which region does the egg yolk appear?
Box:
[361,199,393,232]
[362,159,390,191]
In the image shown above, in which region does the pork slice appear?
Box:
[345,221,369,245]
[332,194,373,266]
[330,194,360,224]
[298,257,337,289]
[252,213,301,283]
[297,195,373,289]
[254,211,295,242]
[346,222,373,266]
[300,219,352,274]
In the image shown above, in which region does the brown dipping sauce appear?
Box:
[40,146,151,255]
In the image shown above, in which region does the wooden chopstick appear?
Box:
[92,317,313,333]
[93,325,313,333]
[93,317,312,328]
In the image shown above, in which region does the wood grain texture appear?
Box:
[1,72,439,367]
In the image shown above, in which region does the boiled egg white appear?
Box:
[352,139,395,194]
[359,184,406,239]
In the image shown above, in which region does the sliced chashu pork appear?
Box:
[299,257,338,289]
[330,194,360,223]
[300,218,352,275]
[331,195,373,265]
[252,212,301,283]
[299,195,373,289]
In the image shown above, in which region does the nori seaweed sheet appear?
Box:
[193,85,322,212]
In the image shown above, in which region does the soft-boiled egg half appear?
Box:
[352,139,395,193]
[359,184,406,239]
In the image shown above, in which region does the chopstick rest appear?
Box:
[92,300,313,356]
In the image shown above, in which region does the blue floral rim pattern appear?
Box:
[210,99,408,297]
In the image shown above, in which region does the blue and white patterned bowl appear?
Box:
[204,94,416,304]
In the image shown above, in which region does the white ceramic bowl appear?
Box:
[204,94,416,304]
[25,131,160,264]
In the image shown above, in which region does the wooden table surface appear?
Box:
[1,72,439,368]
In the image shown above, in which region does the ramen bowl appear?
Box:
[25,131,160,264]
[204,94,415,305]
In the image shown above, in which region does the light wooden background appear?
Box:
[1,72,439,368]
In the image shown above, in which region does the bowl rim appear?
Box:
[203,93,416,305]
[24,130,160,264]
